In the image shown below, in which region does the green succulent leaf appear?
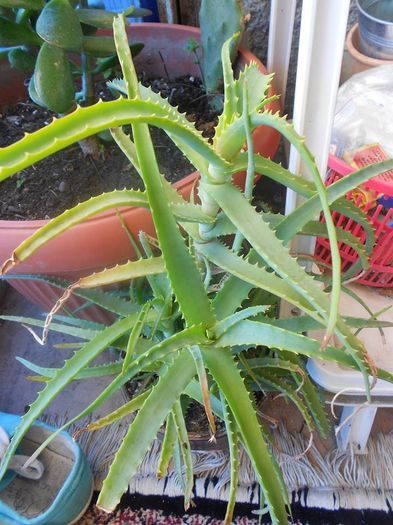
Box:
[0,98,226,181]
[76,7,150,29]
[0,314,99,341]
[8,47,35,72]
[27,74,46,108]
[277,160,393,242]
[0,17,41,46]
[157,413,177,478]
[201,346,289,525]
[85,389,152,431]
[36,0,83,51]
[0,0,44,7]
[82,35,118,57]
[34,42,75,113]
[16,357,123,380]
[97,351,196,512]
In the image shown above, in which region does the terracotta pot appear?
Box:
[0,23,280,318]
[342,24,393,83]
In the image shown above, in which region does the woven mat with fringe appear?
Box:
[43,414,393,513]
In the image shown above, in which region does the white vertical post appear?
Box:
[286,0,350,215]
[286,0,350,213]
[267,0,297,111]
[279,0,350,318]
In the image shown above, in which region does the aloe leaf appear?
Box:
[198,240,318,319]
[219,392,239,525]
[205,182,369,394]
[0,315,98,341]
[212,274,253,321]
[109,81,209,176]
[110,127,212,225]
[233,153,316,197]
[122,302,150,373]
[232,79,254,251]
[201,346,289,525]
[300,221,368,271]
[112,15,215,329]
[0,314,141,481]
[1,190,212,272]
[243,357,304,376]
[157,413,177,478]
[261,214,370,273]
[277,160,393,242]
[280,351,329,437]
[50,314,104,331]
[10,325,206,474]
[0,98,228,181]
[250,114,341,347]
[218,319,356,366]
[234,62,272,116]
[225,319,393,391]
[65,325,208,428]
[75,257,165,290]
[270,315,393,333]
[260,371,314,431]
[0,190,147,268]
[86,389,151,432]
[97,350,196,511]
[172,400,193,510]
[214,35,238,141]
[214,305,269,338]
[330,199,375,255]
[185,379,224,421]
[36,0,83,51]
[16,357,122,380]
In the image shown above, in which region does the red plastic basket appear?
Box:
[314,154,393,287]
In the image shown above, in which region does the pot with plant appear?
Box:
[2,14,393,524]
[0,0,280,319]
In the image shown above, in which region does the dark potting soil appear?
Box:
[0,76,220,221]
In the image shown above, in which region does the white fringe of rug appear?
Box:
[42,414,393,512]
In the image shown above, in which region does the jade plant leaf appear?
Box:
[0,17,42,46]
[8,47,35,72]
[0,0,44,7]
[76,7,150,29]
[34,42,75,113]
[36,0,83,51]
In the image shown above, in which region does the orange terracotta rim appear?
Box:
[346,24,393,67]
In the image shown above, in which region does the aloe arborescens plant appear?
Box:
[1,15,393,525]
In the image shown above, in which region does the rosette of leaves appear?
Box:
[2,15,393,525]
